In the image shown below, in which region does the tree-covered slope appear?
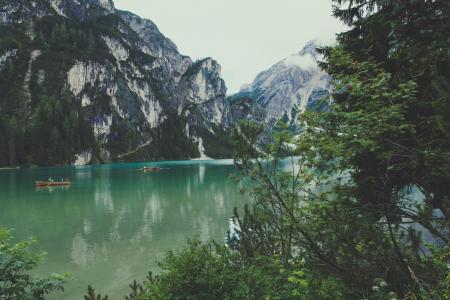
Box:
[0,0,231,166]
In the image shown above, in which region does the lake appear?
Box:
[0,160,249,299]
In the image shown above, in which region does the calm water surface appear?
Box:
[0,160,248,299]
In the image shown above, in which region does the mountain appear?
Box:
[229,39,332,127]
[0,0,231,166]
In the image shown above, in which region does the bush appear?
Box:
[116,238,297,300]
[0,228,67,300]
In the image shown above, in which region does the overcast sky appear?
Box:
[113,0,347,93]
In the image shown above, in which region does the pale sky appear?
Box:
[113,0,347,93]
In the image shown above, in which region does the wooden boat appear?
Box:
[35,181,71,187]
[139,167,161,172]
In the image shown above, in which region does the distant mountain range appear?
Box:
[0,0,332,166]
[229,39,332,128]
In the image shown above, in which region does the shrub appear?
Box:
[0,228,67,300]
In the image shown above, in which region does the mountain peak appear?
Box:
[0,0,116,24]
[48,0,115,20]
[299,36,336,58]
[92,0,115,12]
[232,39,332,126]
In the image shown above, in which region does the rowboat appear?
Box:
[139,167,161,172]
[35,181,71,187]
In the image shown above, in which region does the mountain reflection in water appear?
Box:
[0,160,248,300]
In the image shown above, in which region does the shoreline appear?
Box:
[0,158,235,170]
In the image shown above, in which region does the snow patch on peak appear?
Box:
[283,53,317,71]
[234,38,333,125]
[314,34,337,47]
[299,36,336,60]
[302,35,336,51]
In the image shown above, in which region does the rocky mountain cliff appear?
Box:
[230,39,332,127]
[0,0,231,166]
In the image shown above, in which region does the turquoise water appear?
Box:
[0,160,248,299]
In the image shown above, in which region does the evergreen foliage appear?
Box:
[118,113,200,162]
[324,0,450,220]
[28,91,95,165]
[0,16,110,166]
[195,125,234,158]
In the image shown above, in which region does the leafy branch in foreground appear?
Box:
[0,228,68,300]
[228,44,449,297]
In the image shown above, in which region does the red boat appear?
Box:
[139,167,161,172]
[35,181,71,187]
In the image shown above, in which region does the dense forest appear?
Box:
[0,14,203,167]
[0,17,102,166]
[1,0,449,299]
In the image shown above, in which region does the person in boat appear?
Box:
[140,166,161,171]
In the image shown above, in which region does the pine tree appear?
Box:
[6,116,18,166]
[323,0,450,220]
[87,30,96,52]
